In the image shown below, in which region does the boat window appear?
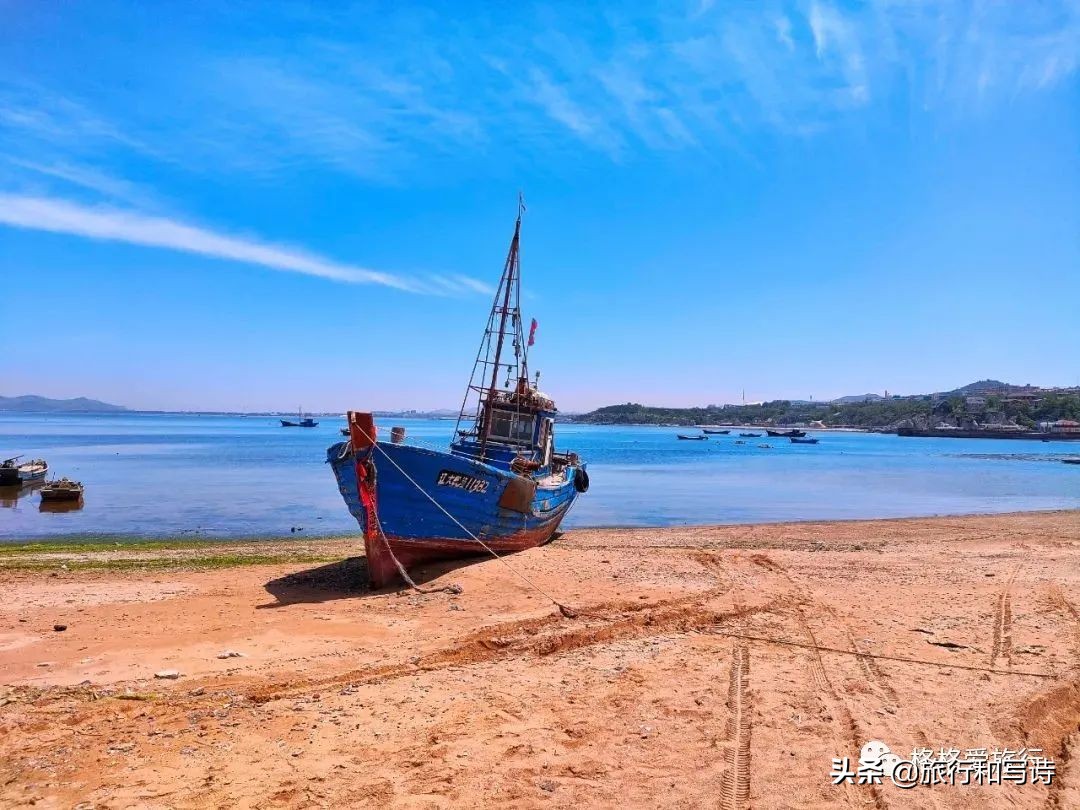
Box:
[488,408,536,444]
[541,418,554,466]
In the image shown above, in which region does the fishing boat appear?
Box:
[702,429,730,435]
[327,201,588,588]
[739,432,761,438]
[18,458,48,482]
[766,429,806,438]
[281,407,318,428]
[677,434,708,441]
[1064,458,1080,465]
[0,456,21,486]
[39,478,84,502]
[790,436,820,444]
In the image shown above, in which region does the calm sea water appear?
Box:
[1,413,1078,540]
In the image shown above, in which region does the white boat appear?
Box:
[17,458,48,482]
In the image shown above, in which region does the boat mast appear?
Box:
[453,196,529,459]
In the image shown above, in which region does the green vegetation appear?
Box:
[0,534,353,571]
[575,391,1080,428]
[0,533,352,556]
[0,553,341,572]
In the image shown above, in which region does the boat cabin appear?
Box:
[452,376,560,472]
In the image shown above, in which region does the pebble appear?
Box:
[217,650,244,659]
[154,669,182,680]
[53,624,67,632]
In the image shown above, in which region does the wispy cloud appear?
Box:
[0,194,484,295]
[7,159,160,209]
[3,2,1078,180]
[0,82,154,156]
[808,1,869,104]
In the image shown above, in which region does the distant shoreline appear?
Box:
[4,507,1078,550]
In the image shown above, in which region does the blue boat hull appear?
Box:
[327,440,583,586]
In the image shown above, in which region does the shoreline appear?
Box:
[2,505,1077,553]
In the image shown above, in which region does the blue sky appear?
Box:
[1,1,1078,412]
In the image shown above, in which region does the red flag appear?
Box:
[528,318,538,346]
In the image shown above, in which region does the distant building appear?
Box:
[1046,419,1080,435]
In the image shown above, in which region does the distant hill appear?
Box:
[575,382,1080,427]
[945,379,1012,395]
[832,393,885,404]
[0,395,128,413]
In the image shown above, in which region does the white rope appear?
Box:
[350,424,578,617]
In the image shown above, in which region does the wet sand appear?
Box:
[2,510,1079,808]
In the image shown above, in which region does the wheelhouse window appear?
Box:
[488,408,536,444]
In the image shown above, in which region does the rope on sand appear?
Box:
[707,630,1056,679]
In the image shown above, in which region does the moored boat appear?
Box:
[677,434,708,441]
[702,429,730,435]
[790,436,820,444]
[18,458,48,481]
[766,429,806,438]
[1064,458,1080,465]
[739,432,761,438]
[281,407,319,428]
[0,456,21,486]
[39,478,84,501]
[327,202,588,588]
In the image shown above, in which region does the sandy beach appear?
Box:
[2,510,1079,808]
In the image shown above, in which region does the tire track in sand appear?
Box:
[1039,586,1080,809]
[990,564,1022,670]
[1045,583,1080,670]
[748,554,887,810]
[719,643,751,810]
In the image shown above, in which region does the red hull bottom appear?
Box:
[363,521,563,588]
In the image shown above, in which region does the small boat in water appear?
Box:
[790,437,819,444]
[18,458,48,482]
[677,434,708,441]
[739,432,761,438]
[0,456,21,486]
[702,429,730,435]
[328,201,588,588]
[281,407,318,428]
[39,478,84,502]
[340,427,350,436]
[766,429,806,438]
[1064,458,1080,465]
